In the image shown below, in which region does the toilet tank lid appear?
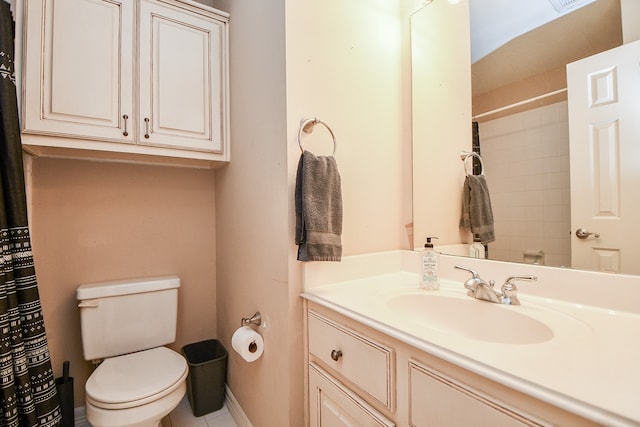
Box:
[76,276,180,300]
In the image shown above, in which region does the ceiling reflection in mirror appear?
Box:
[410,0,640,275]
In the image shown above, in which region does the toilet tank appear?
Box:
[77,276,180,361]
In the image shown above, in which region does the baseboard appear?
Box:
[225,385,253,427]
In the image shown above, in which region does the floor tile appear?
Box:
[166,396,237,427]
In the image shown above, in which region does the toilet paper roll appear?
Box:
[231,326,264,362]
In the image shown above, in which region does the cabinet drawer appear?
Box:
[308,310,394,410]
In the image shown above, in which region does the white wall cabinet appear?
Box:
[22,0,134,142]
[22,0,229,168]
[305,303,601,427]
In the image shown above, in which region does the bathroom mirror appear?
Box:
[411,0,640,274]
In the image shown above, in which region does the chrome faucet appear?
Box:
[454,265,537,305]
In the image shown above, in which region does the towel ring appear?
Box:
[460,151,484,175]
[298,117,336,156]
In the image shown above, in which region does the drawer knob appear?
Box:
[330,349,343,361]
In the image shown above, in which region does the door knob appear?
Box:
[576,228,600,239]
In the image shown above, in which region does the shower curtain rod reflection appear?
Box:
[473,88,567,120]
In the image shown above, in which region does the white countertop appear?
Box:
[302,271,640,427]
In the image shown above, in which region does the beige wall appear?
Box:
[286,0,409,254]
[211,0,411,425]
[32,158,217,404]
[210,0,293,424]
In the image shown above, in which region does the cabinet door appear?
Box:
[23,0,134,141]
[138,0,224,153]
[309,363,395,427]
[409,362,542,427]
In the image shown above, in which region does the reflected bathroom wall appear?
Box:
[480,102,570,266]
[410,0,471,248]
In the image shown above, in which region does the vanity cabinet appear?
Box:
[305,302,601,427]
[22,0,229,167]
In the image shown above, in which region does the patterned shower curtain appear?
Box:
[0,2,62,426]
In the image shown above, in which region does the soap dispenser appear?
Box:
[419,237,440,290]
[469,235,485,259]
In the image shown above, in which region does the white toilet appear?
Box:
[77,276,188,427]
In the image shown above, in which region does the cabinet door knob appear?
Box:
[144,117,150,139]
[330,349,342,361]
[122,114,129,136]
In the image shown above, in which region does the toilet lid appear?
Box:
[86,347,187,406]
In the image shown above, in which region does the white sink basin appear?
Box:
[386,292,555,344]
[310,278,593,347]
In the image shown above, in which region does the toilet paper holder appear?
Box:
[241,312,262,327]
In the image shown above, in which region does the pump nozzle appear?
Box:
[425,236,439,248]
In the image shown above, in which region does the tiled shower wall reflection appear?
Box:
[480,101,571,267]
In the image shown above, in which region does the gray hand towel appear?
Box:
[295,151,342,261]
[460,174,495,244]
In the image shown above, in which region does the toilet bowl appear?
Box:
[77,277,187,427]
[85,347,188,427]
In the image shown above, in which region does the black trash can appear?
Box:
[182,339,228,417]
[55,361,74,427]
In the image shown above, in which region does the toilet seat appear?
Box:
[86,347,188,410]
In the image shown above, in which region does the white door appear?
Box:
[138,0,223,153]
[567,40,640,274]
[22,0,134,141]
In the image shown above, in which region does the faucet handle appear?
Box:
[454,265,479,278]
[454,265,488,293]
[500,275,537,305]
[502,275,537,288]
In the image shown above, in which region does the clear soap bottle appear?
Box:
[469,235,485,259]
[419,237,440,290]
